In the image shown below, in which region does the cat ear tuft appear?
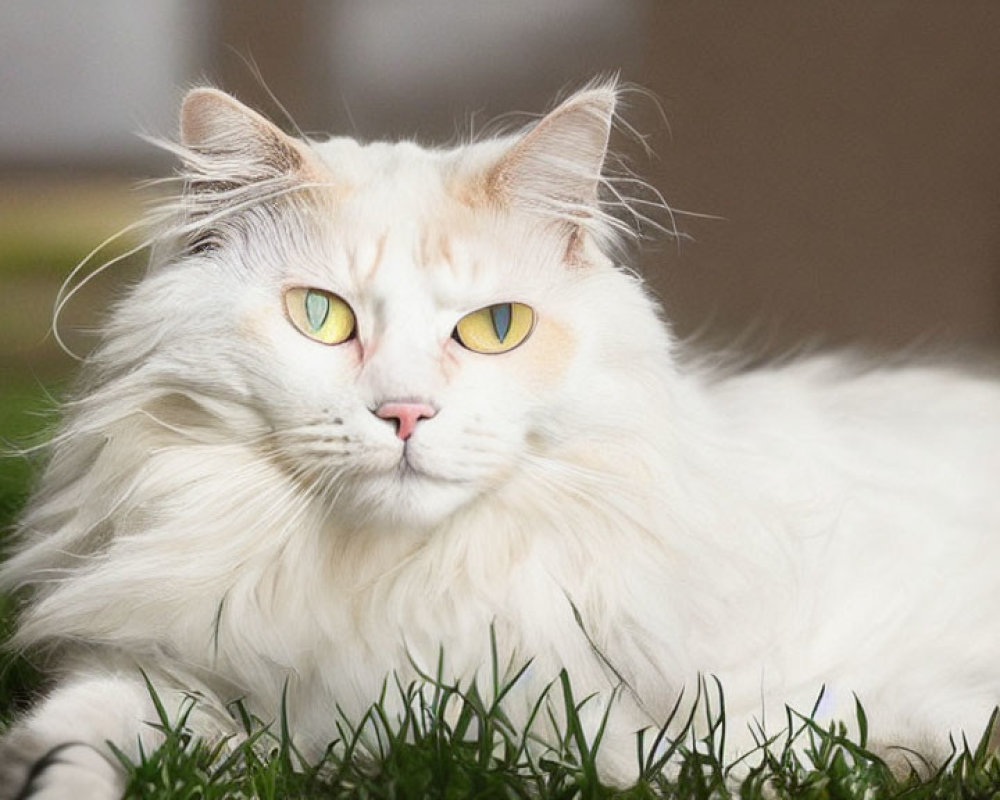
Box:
[489,83,616,221]
[179,87,304,178]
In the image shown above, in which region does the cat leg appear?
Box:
[0,669,225,800]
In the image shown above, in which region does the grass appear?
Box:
[8,656,998,799]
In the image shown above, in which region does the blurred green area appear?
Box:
[0,177,143,717]
[0,177,141,522]
[0,374,53,717]
[0,376,61,530]
[1,177,139,529]
[0,376,54,718]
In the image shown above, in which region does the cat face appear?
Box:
[156,86,636,530]
[202,153,596,528]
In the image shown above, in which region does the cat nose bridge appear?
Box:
[363,323,440,397]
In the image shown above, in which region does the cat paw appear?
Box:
[3,742,123,800]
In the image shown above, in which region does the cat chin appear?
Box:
[337,469,478,529]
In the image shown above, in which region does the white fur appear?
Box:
[2,82,999,794]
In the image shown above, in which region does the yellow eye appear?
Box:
[453,302,534,354]
[284,287,356,345]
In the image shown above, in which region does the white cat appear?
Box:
[1,80,999,798]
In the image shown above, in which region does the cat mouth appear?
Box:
[394,450,466,485]
[397,451,434,481]
[397,456,421,477]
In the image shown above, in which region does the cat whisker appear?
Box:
[288,456,352,498]
[421,456,507,479]
[519,452,632,499]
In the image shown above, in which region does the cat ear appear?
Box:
[179,87,305,180]
[489,84,616,224]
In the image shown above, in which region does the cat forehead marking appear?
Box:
[351,230,389,287]
[340,224,460,303]
[308,137,504,282]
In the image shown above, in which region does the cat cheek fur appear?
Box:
[518,316,578,389]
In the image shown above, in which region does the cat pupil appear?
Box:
[490,304,512,342]
[305,291,330,331]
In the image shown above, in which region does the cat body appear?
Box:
[1,83,999,797]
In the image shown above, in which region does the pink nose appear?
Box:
[375,401,437,441]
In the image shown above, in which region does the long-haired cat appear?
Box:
[1,80,999,797]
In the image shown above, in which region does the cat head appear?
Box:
[109,81,672,531]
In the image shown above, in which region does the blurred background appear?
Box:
[1,1,999,522]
